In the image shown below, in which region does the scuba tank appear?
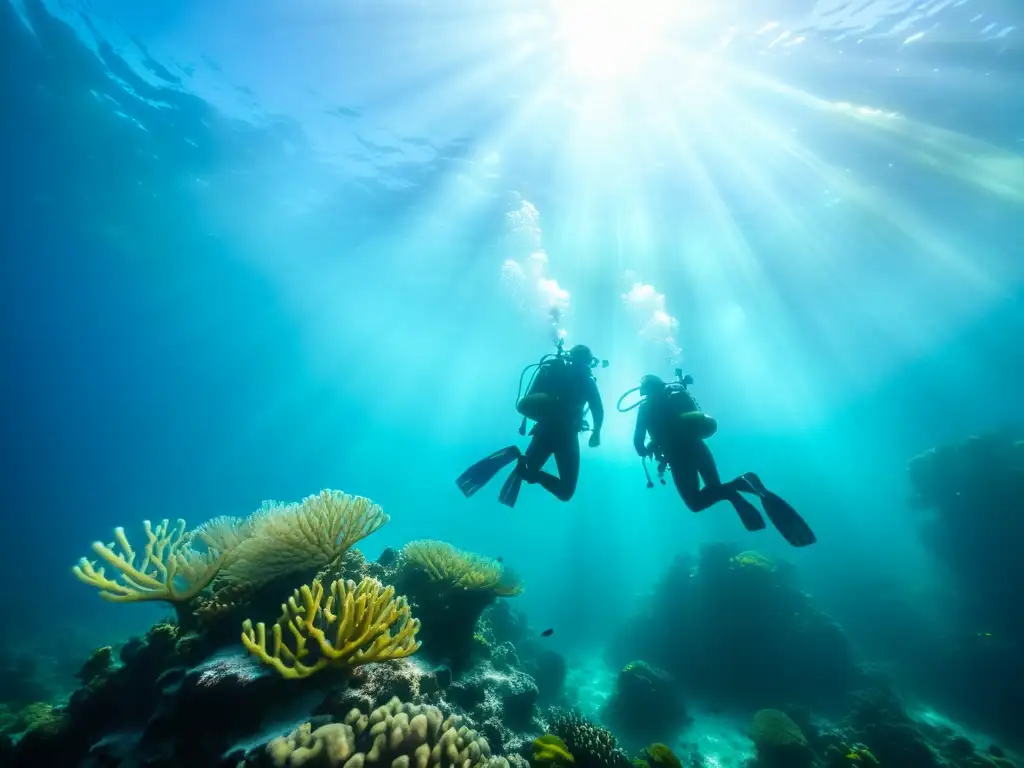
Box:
[515,339,608,435]
[617,369,717,488]
[657,369,717,442]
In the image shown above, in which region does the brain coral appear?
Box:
[266,697,510,768]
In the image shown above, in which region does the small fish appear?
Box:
[541,628,554,637]
[497,557,503,563]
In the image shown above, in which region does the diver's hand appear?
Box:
[589,431,601,448]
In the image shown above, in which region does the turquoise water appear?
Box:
[2,0,1023,758]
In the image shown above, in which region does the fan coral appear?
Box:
[265,697,510,768]
[241,576,420,679]
[72,519,223,604]
[402,541,522,596]
[217,490,388,588]
[394,541,522,670]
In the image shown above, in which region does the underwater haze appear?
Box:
[2,0,1024,766]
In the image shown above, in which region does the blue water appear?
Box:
[1,0,1023,738]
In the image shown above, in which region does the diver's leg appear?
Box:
[533,431,581,501]
[456,445,522,497]
[668,457,707,511]
[670,442,747,511]
[733,472,815,546]
[499,433,552,508]
[688,442,766,530]
[693,440,722,486]
[521,431,556,479]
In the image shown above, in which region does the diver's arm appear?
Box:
[633,406,650,456]
[587,377,605,434]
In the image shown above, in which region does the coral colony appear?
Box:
[1,444,1021,768]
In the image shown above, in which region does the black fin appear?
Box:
[733,495,767,531]
[498,467,524,508]
[456,446,521,498]
[739,473,816,547]
[762,493,817,547]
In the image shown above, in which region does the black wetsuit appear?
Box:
[522,366,604,501]
[633,388,746,512]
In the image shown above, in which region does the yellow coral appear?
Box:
[841,743,878,764]
[241,576,420,679]
[534,734,575,765]
[730,551,776,572]
[644,744,681,768]
[72,519,223,603]
[403,540,523,596]
[218,490,388,588]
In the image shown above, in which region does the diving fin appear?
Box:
[457,446,521,498]
[741,473,817,547]
[732,495,767,532]
[498,465,524,508]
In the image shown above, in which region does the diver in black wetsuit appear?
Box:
[456,342,605,508]
[624,372,816,547]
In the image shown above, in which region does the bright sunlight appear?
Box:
[553,0,689,81]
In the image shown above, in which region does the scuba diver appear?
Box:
[456,340,606,508]
[619,371,816,547]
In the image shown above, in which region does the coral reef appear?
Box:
[17,487,564,767]
[750,708,814,768]
[483,602,530,648]
[448,659,540,735]
[600,661,687,751]
[49,474,1024,768]
[787,681,1021,768]
[316,659,439,719]
[907,431,1024,745]
[0,643,59,707]
[523,650,567,703]
[606,544,861,713]
[0,621,187,766]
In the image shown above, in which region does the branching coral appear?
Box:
[241,576,420,679]
[72,519,224,604]
[266,697,509,768]
[402,541,522,596]
[218,490,389,588]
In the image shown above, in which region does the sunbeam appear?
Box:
[552,0,694,82]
